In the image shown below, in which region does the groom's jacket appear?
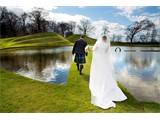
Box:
[72,39,87,55]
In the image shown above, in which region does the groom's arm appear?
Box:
[84,42,88,56]
[72,41,77,55]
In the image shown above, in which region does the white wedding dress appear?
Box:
[89,38,127,109]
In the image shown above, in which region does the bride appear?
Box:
[89,35,127,109]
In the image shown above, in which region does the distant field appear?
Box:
[0,32,73,50]
[0,33,159,51]
[111,42,160,47]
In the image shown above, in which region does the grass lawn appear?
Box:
[0,32,73,50]
[66,34,96,45]
[0,52,160,112]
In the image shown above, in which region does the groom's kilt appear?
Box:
[74,53,86,64]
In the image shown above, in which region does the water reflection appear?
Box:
[112,47,160,103]
[0,46,159,103]
[0,47,72,84]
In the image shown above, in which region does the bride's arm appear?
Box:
[92,42,98,51]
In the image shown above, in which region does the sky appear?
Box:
[0,2,160,39]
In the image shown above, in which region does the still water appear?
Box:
[0,46,159,103]
[112,47,160,103]
[0,47,72,84]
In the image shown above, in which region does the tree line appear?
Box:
[0,6,160,43]
[112,19,160,43]
[126,19,160,43]
[0,7,94,38]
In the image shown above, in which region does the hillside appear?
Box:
[0,32,73,50]
[66,34,96,45]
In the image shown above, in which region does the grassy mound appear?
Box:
[0,52,159,112]
[66,34,96,45]
[0,32,72,50]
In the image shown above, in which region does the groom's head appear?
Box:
[80,35,85,39]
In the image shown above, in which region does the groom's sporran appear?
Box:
[72,35,88,75]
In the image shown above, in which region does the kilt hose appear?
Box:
[74,53,86,64]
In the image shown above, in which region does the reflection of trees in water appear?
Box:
[56,51,72,64]
[0,50,72,79]
[30,51,57,77]
[113,48,160,103]
[124,52,153,69]
[0,54,24,71]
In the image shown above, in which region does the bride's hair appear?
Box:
[102,35,107,41]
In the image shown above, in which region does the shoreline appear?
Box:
[0,52,159,112]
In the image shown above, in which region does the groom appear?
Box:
[72,35,88,75]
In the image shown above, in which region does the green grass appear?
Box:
[1,33,159,51]
[66,34,96,45]
[0,52,160,112]
[0,32,73,50]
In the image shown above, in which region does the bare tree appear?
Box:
[57,22,71,35]
[0,6,20,37]
[77,19,95,35]
[111,34,116,42]
[116,35,123,42]
[68,21,76,33]
[29,7,48,33]
[48,20,57,32]
[0,6,8,37]
[151,28,157,42]
[7,11,20,36]
[126,19,155,43]
[20,12,28,34]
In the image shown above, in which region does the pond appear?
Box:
[111,47,160,104]
[0,46,159,104]
[0,47,72,84]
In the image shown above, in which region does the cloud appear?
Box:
[47,12,126,39]
[48,12,126,39]
[6,7,25,16]
[116,6,141,15]
[48,12,90,23]
[90,20,126,39]
[78,6,86,8]
[4,5,90,24]
[0,0,58,11]
[141,12,160,25]
[127,13,160,29]
[116,6,160,28]
[0,5,134,39]
[116,6,146,22]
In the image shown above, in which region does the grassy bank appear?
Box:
[0,32,73,50]
[0,53,160,112]
[0,33,159,51]
[67,34,96,45]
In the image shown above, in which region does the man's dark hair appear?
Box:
[102,35,107,40]
[80,35,85,39]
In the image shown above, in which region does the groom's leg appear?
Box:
[76,63,80,71]
[79,64,83,75]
